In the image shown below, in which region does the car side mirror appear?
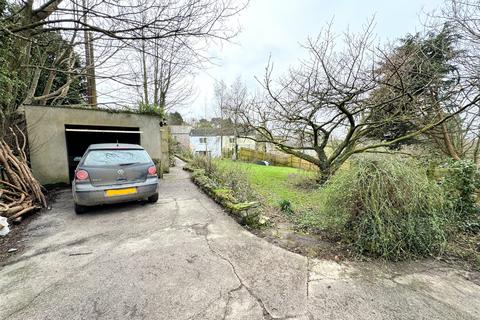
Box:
[73,156,82,162]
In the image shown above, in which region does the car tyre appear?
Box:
[148,193,159,203]
[74,203,88,214]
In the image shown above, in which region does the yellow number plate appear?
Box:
[105,188,137,197]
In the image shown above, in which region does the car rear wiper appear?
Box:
[119,162,140,166]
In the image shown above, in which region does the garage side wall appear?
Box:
[25,106,162,185]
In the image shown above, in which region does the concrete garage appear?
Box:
[24,105,163,185]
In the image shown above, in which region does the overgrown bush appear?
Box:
[441,160,480,226]
[167,134,179,166]
[320,155,447,260]
[190,155,218,177]
[215,162,254,203]
[190,157,254,202]
[439,160,480,269]
[279,199,293,215]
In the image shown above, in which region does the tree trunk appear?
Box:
[440,122,461,160]
[141,36,149,106]
[39,49,66,105]
[153,41,159,106]
[159,91,166,110]
[473,136,480,165]
[22,64,43,105]
[316,163,334,184]
[88,31,97,107]
[83,1,97,107]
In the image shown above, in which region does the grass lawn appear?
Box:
[216,160,334,228]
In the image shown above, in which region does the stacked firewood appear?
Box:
[0,128,46,220]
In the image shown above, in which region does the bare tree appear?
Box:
[225,77,248,160]
[213,78,249,159]
[6,0,248,41]
[1,0,248,113]
[214,79,228,150]
[133,35,197,112]
[239,23,480,182]
[436,0,480,162]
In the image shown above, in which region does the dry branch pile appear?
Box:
[0,128,46,220]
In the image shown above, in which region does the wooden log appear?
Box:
[10,206,37,220]
[0,134,47,209]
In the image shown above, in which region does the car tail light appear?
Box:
[147,166,157,176]
[75,170,89,181]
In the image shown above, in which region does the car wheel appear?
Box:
[74,203,88,214]
[148,193,159,203]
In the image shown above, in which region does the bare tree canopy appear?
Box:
[0,0,248,120]
[5,0,247,41]
[238,21,480,181]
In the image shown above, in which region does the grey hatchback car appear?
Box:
[72,143,159,214]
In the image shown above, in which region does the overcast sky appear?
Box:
[180,0,443,121]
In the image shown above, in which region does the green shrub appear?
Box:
[439,160,480,269]
[321,155,447,260]
[190,164,262,227]
[190,155,218,177]
[190,156,257,204]
[215,163,254,203]
[175,145,194,162]
[279,199,293,215]
[441,160,479,222]
[191,169,219,190]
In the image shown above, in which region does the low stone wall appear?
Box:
[188,168,267,227]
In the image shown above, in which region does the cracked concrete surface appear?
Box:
[0,162,479,320]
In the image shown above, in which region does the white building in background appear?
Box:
[222,136,256,152]
[189,128,256,157]
[190,128,223,157]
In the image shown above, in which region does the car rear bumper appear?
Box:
[73,178,159,206]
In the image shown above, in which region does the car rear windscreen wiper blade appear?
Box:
[119,162,140,166]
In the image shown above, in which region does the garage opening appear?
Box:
[65,124,142,183]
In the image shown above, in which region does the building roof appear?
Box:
[170,125,192,134]
[24,104,163,118]
[190,127,233,137]
[190,127,256,137]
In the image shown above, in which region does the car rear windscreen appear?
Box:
[83,149,152,166]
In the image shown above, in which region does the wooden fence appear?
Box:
[238,148,317,171]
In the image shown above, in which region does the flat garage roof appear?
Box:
[65,128,143,134]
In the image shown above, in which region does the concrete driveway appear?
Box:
[1,163,479,320]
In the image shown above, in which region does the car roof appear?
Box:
[87,143,144,150]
